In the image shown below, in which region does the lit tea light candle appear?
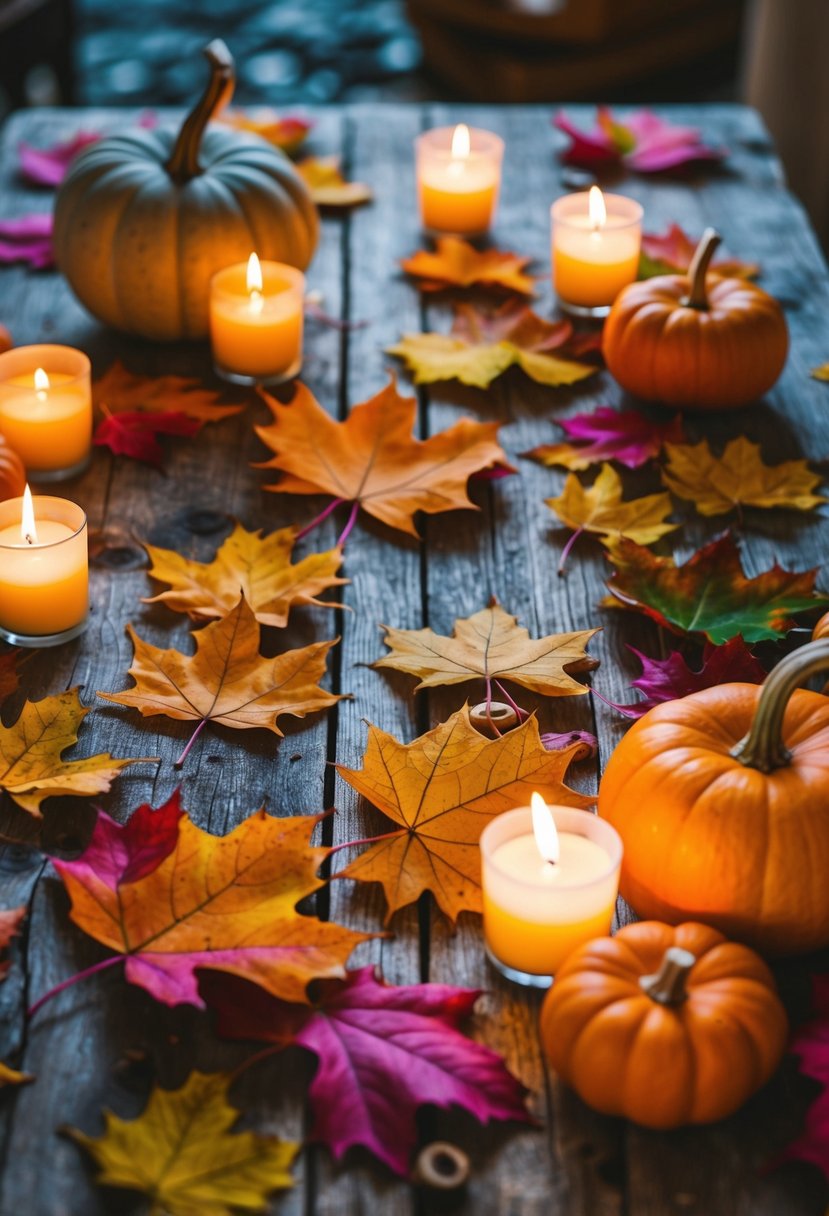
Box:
[480,793,623,987]
[209,253,305,386]
[551,187,643,317]
[0,486,89,646]
[0,344,92,480]
[416,123,504,236]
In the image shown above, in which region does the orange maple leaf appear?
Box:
[98,596,341,764]
[216,108,313,155]
[296,156,373,208]
[401,237,535,295]
[94,361,243,425]
[336,707,592,923]
[255,379,509,538]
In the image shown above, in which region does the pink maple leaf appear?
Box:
[94,409,200,467]
[554,106,726,173]
[598,638,767,719]
[640,224,760,280]
[18,131,100,188]
[541,729,597,759]
[60,794,184,894]
[202,966,532,1176]
[0,213,53,270]
[530,406,685,470]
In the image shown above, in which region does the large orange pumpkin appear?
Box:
[598,640,829,954]
[603,229,788,410]
[540,920,787,1129]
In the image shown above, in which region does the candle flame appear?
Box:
[20,484,37,545]
[34,367,50,396]
[588,185,607,231]
[531,792,559,865]
[451,123,471,159]
[246,252,263,294]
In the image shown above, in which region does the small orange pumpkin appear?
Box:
[540,920,787,1129]
[603,229,788,410]
[813,612,829,641]
[598,640,829,954]
[0,436,25,500]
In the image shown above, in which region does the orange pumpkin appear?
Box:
[813,613,829,641]
[603,229,788,410]
[0,436,25,501]
[540,921,787,1128]
[598,640,829,954]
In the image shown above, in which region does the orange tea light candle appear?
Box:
[416,124,504,236]
[551,187,643,318]
[0,487,89,647]
[0,345,91,480]
[480,794,622,988]
[210,253,305,386]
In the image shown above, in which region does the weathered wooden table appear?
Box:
[0,103,827,1216]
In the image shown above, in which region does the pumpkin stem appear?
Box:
[166,39,235,184]
[731,638,829,772]
[683,228,722,310]
[639,946,696,1005]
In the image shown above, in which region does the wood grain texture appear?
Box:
[0,103,825,1215]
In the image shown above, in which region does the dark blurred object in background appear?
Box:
[0,0,75,108]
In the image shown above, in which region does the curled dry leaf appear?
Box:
[401,237,535,295]
[374,599,598,697]
[143,522,347,628]
[53,797,370,1007]
[336,706,591,923]
[661,437,826,516]
[0,688,154,817]
[297,155,373,207]
[66,1070,298,1215]
[525,406,685,471]
[388,300,597,389]
[255,378,508,538]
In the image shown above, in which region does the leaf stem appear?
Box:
[28,954,124,1020]
[484,677,502,737]
[558,526,584,576]
[329,828,404,855]
[493,681,529,721]
[296,497,345,541]
[336,500,360,549]
[175,717,208,768]
[228,1044,284,1083]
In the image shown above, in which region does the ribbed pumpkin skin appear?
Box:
[540,921,787,1128]
[0,437,25,500]
[602,273,788,410]
[53,126,318,341]
[598,683,829,953]
[814,612,829,641]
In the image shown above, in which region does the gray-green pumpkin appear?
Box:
[53,40,318,341]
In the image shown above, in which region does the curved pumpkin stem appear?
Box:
[639,946,695,1005]
[731,639,829,773]
[166,39,235,184]
[683,228,722,310]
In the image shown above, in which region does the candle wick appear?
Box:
[24,533,34,545]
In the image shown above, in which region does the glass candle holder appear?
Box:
[0,345,92,481]
[210,259,305,386]
[551,190,643,318]
[415,125,504,237]
[0,493,88,647]
[480,805,622,988]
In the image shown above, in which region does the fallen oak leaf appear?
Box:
[598,639,766,719]
[546,463,679,573]
[374,598,598,698]
[255,378,508,539]
[216,108,313,154]
[297,155,372,208]
[47,803,370,1009]
[336,706,591,924]
[524,405,685,471]
[65,1070,298,1214]
[639,223,759,280]
[18,131,100,187]
[93,408,200,467]
[604,533,829,645]
[98,596,342,765]
[93,360,244,425]
[554,106,726,172]
[387,300,596,389]
[661,437,826,516]
[0,213,53,270]
[0,688,154,817]
[401,237,535,295]
[202,967,531,1177]
[143,522,347,628]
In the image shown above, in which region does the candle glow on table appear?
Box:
[416,124,504,236]
[551,187,643,316]
[210,253,305,385]
[0,487,88,645]
[480,794,623,987]
[0,344,92,479]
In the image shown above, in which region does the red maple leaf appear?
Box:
[202,966,531,1175]
[94,409,200,466]
[65,792,184,891]
[776,976,829,1179]
[599,638,767,719]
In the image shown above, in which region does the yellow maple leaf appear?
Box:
[0,688,153,817]
[67,1071,297,1216]
[143,522,347,628]
[401,237,535,295]
[374,599,598,696]
[296,155,373,207]
[337,707,591,924]
[661,437,826,516]
[546,463,679,573]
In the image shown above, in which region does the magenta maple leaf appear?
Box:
[640,224,760,280]
[775,975,829,1179]
[554,106,726,173]
[0,213,54,269]
[598,638,767,719]
[202,966,531,1175]
[526,406,685,471]
[18,131,100,188]
[64,794,184,893]
[541,729,597,760]
[94,409,201,466]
